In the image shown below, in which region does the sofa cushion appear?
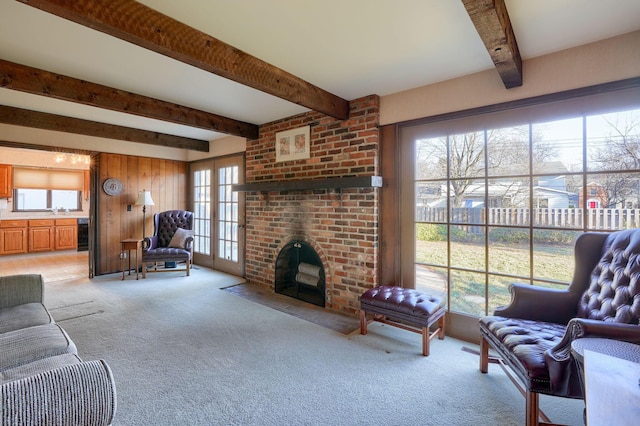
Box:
[0,324,77,371]
[1,353,81,384]
[0,303,53,334]
[0,274,43,308]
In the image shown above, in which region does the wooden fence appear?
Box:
[417,207,640,230]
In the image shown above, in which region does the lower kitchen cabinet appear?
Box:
[28,220,55,252]
[0,218,79,255]
[0,220,28,255]
[55,219,78,250]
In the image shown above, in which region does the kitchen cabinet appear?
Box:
[0,164,11,198]
[0,220,28,255]
[28,219,55,252]
[55,218,78,250]
[1,218,79,255]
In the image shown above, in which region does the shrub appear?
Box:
[416,223,447,241]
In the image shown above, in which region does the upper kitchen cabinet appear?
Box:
[0,164,12,198]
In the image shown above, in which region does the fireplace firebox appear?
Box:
[274,240,325,307]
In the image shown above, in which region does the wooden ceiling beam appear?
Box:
[18,0,350,120]
[0,59,258,140]
[0,105,210,152]
[462,0,523,89]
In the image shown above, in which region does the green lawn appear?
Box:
[416,239,575,315]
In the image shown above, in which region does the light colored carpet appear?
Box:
[42,268,584,425]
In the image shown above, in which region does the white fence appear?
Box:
[417,207,640,230]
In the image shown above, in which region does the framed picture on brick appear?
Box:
[275,125,310,163]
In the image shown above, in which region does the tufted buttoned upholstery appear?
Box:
[577,229,640,323]
[359,286,445,356]
[360,286,444,326]
[141,210,194,278]
[479,229,640,426]
[152,210,194,249]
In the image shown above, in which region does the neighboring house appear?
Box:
[532,186,575,209]
[417,161,576,210]
[579,182,609,208]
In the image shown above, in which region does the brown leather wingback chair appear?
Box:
[141,210,194,278]
[479,229,640,426]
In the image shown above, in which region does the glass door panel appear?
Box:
[213,156,244,275]
[192,163,212,266]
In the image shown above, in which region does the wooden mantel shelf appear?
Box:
[232,176,382,193]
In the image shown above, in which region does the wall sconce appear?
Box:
[134,189,155,239]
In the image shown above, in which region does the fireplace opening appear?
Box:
[274,240,325,307]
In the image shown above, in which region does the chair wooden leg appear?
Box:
[359,310,368,335]
[186,259,191,276]
[480,335,489,373]
[525,390,539,426]
[142,262,147,278]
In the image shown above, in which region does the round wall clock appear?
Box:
[103,177,124,196]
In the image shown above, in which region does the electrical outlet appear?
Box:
[127,204,132,211]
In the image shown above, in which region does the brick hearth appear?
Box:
[243,95,380,315]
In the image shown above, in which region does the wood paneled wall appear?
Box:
[379,124,400,287]
[95,153,188,275]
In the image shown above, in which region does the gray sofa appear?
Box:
[0,274,116,425]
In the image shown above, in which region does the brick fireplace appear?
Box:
[243,95,381,315]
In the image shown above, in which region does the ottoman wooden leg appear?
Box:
[360,310,368,335]
[422,327,429,356]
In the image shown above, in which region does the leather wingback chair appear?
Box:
[479,229,640,426]
[141,210,194,278]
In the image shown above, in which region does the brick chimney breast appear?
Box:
[244,96,381,315]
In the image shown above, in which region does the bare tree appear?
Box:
[415,125,559,209]
[589,113,640,207]
[449,132,485,207]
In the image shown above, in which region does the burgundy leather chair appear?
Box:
[479,229,640,426]
[141,210,194,278]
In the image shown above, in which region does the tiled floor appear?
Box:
[0,250,89,283]
[223,283,361,335]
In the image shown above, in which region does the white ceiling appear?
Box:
[1,0,639,144]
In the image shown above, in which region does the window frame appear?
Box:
[391,78,640,340]
[13,188,83,212]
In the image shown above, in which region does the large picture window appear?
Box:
[400,84,640,318]
[15,189,81,212]
[12,167,85,212]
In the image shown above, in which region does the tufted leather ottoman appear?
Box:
[359,286,446,356]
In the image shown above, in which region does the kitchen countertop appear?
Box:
[0,215,89,221]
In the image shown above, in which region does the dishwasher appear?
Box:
[77,217,89,251]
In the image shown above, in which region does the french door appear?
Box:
[190,155,245,276]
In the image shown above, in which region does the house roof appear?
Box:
[1,1,639,150]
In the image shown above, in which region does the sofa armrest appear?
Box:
[1,360,117,426]
[494,283,580,323]
[0,274,44,308]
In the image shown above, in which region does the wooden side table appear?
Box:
[121,238,141,280]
